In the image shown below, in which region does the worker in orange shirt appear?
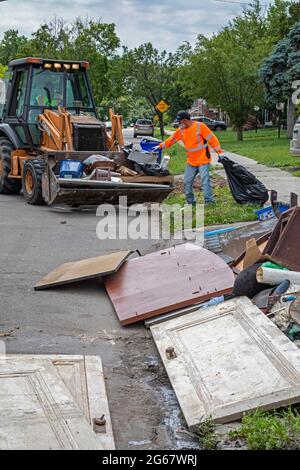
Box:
[154,111,224,204]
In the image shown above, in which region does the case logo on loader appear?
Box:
[39,120,52,137]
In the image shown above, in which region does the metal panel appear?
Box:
[34,250,132,290]
[105,243,234,325]
[58,178,170,190]
[0,356,103,450]
[151,297,300,429]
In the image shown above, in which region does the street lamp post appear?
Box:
[254,106,260,134]
[276,102,285,139]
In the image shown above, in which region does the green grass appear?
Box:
[165,178,259,227]
[229,408,300,450]
[215,128,294,169]
[158,127,297,174]
[196,417,219,450]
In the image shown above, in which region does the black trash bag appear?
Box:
[122,143,134,157]
[219,156,268,206]
[134,162,170,177]
[233,263,272,299]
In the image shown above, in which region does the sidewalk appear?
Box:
[165,130,300,203]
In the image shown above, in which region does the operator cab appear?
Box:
[0,57,98,148]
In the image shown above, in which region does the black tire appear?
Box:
[133,133,137,138]
[0,137,22,194]
[22,159,45,205]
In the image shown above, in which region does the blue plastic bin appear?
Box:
[140,139,162,163]
[59,160,84,179]
[255,203,290,221]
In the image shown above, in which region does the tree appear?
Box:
[24,17,120,106]
[261,21,300,137]
[0,65,7,78]
[181,1,271,141]
[122,43,192,138]
[165,43,194,121]
[0,29,28,65]
[267,0,300,42]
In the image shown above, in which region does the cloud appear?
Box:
[0,0,248,51]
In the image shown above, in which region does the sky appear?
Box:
[0,0,272,52]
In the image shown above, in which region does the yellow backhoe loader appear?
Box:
[0,57,173,205]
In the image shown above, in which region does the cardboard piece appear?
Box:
[243,238,266,269]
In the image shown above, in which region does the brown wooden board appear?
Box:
[35,250,132,290]
[104,243,234,326]
[120,175,174,184]
[263,207,300,271]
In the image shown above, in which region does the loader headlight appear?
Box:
[44,63,52,69]
[54,63,62,69]
[72,64,80,70]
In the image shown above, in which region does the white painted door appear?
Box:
[0,356,104,450]
[151,297,300,429]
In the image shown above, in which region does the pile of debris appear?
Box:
[232,206,300,340]
[3,207,300,449]
[56,141,174,202]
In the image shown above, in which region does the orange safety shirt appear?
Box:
[160,122,223,167]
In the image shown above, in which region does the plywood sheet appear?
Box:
[151,297,300,429]
[34,250,132,290]
[0,356,103,450]
[9,355,115,450]
[105,243,234,325]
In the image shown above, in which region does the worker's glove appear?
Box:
[152,145,161,152]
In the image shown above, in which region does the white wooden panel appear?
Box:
[151,297,300,429]
[5,355,115,450]
[0,357,103,450]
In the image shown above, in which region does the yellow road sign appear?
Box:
[155,100,170,114]
[153,114,159,122]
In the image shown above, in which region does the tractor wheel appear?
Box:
[0,137,22,194]
[22,159,45,205]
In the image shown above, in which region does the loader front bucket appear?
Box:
[43,176,173,206]
[41,150,174,206]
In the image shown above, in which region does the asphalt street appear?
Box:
[0,127,197,450]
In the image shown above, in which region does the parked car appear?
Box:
[133,119,155,138]
[191,116,227,131]
[171,121,179,128]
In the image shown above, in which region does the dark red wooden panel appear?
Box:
[104,243,234,325]
[263,207,300,271]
